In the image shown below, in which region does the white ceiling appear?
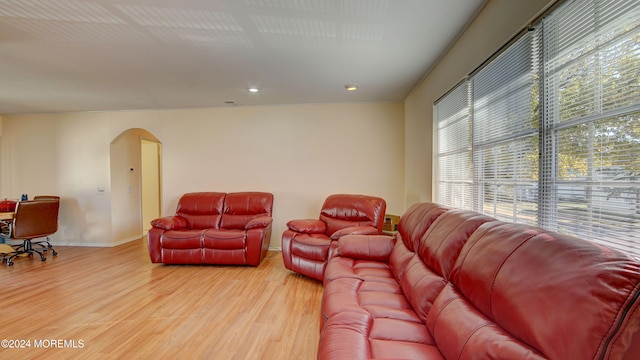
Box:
[0,0,486,115]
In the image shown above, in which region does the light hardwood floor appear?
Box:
[0,239,323,359]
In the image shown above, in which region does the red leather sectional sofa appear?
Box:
[147,192,273,266]
[318,202,640,359]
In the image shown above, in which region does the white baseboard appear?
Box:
[113,236,142,246]
[2,236,143,248]
[52,241,113,247]
[58,236,141,247]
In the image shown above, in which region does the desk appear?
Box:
[0,212,14,220]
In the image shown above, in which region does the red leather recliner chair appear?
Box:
[281,194,386,281]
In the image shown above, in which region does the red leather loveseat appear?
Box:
[147,192,273,266]
[318,202,640,359]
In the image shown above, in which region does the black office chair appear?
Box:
[1,198,60,266]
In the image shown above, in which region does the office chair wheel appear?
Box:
[52,250,58,256]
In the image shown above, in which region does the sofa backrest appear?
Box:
[396,202,451,253]
[427,221,640,359]
[417,209,496,282]
[390,202,450,283]
[392,205,496,323]
[319,194,386,236]
[220,192,274,230]
[176,192,226,229]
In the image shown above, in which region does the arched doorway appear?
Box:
[110,129,162,244]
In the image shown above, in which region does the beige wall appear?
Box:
[0,102,405,247]
[403,0,556,207]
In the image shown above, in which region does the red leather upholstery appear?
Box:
[147,192,273,266]
[318,202,640,359]
[281,194,386,281]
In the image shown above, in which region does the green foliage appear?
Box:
[555,31,640,180]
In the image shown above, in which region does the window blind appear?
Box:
[473,31,539,226]
[434,81,472,210]
[543,0,640,257]
[434,0,640,258]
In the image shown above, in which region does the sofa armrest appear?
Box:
[330,225,379,240]
[150,216,187,230]
[337,234,396,262]
[286,219,326,234]
[246,216,273,229]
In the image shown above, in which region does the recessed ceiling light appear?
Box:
[248,87,259,93]
[345,84,359,91]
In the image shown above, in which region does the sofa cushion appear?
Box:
[318,311,374,360]
[335,234,395,262]
[318,310,443,360]
[220,192,273,230]
[427,283,541,359]
[292,234,331,261]
[160,248,203,264]
[397,256,447,324]
[320,194,386,236]
[202,229,246,249]
[397,202,450,252]
[417,209,496,279]
[202,248,247,264]
[160,229,204,248]
[176,192,225,229]
[323,255,396,287]
[321,276,419,330]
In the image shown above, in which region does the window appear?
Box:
[435,81,472,210]
[473,32,539,226]
[435,0,640,258]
